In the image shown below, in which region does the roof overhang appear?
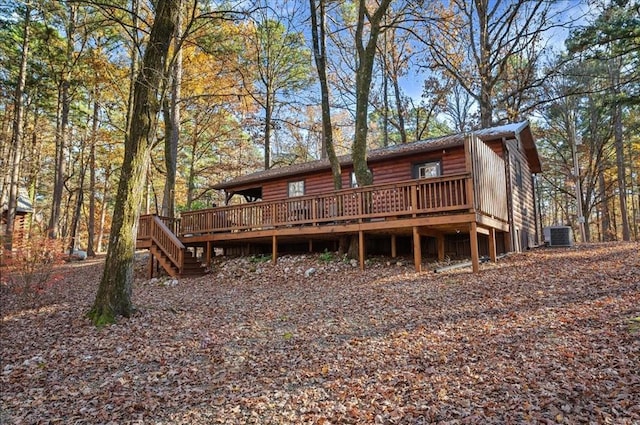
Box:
[1,193,33,214]
[474,121,541,173]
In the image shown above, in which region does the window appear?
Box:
[288,180,305,197]
[414,161,441,179]
[515,159,523,189]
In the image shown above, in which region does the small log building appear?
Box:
[137,121,542,276]
[1,192,33,254]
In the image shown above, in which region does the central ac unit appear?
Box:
[543,226,573,247]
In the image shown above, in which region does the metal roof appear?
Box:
[1,190,34,214]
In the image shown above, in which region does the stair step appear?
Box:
[182,267,206,274]
[147,225,207,277]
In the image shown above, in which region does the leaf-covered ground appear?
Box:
[1,242,639,424]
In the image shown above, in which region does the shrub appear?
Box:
[249,254,271,263]
[319,249,334,263]
[1,235,66,309]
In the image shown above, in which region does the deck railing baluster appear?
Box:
[175,174,476,236]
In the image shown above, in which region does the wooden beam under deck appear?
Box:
[476,213,510,232]
[180,212,482,246]
[175,211,509,274]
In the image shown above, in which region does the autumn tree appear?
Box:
[309,0,341,189]
[419,0,561,127]
[372,6,416,146]
[536,61,607,242]
[157,15,259,210]
[161,4,183,218]
[241,1,313,170]
[89,0,179,325]
[2,4,30,252]
[45,2,86,240]
[567,0,639,241]
[351,0,393,186]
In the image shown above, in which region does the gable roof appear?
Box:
[1,189,33,214]
[213,121,541,191]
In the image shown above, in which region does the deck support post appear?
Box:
[437,234,445,262]
[503,231,512,253]
[412,226,422,272]
[470,222,480,273]
[358,231,365,270]
[488,228,497,262]
[308,239,313,253]
[205,242,212,265]
[391,234,397,258]
[272,235,278,264]
[148,253,154,279]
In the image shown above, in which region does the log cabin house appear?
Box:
[1,191,33,255]
[136,121,542,276]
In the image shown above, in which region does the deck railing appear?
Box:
[138,215,180,241]
[177,174,472,236]
[137,214,180,242]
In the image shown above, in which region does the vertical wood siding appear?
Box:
[471,135,508,222]
[506,138,538,249]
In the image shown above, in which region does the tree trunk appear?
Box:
[4,5,30,252]
[162,8,182,218]
[382,52,389,147]
[125,0,140,138]
[391,67,407,144]
[27,124,40,234]
[87,99,98,257]
[610,62,630,241]
[89,0,179,326]
[629,141,639,240]
[186,129,197,210]
[96,171,111,254]
[347,236,359,260]
[352,0,392,187]
[49,5,77,240]
[476,0,493,128]
[264,92,272,170]
[310,0,341,189]
[598,172,612,241]
[68,155,86,254]
[345,0,392,258]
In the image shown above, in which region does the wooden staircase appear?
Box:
[147,215,207,278]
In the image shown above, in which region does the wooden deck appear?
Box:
[137,167,509,274]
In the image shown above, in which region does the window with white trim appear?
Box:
[414,161,441,179]
[288,180,305,197]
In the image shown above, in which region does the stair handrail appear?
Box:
[150,215,184,272]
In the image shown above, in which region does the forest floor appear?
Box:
[1,242,639,424]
